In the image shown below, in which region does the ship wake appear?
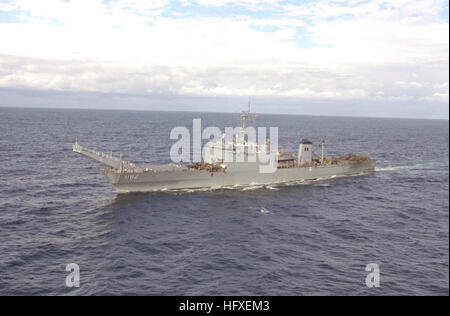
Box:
[375,161,448,172]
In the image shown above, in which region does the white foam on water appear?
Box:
[375,161,448,172]
[376,165,410,171]
[314,183,330,187]
[260,207,270,214]
[241,185,264,191]
[197,187,214,192]
[313,175,338,182]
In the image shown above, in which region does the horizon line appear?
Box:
[0,105,448,121]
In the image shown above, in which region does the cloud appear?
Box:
[0,0,448,118]
[394,81,424,88]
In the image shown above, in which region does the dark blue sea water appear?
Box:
[0,107,448,295]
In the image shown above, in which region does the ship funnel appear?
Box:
[298,139,313,166]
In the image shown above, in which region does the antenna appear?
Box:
[238,98,254,143]
[240,98,251,130]
[240,97,256,129]
[320,138,326,164]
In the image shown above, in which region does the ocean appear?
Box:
[0,107,448,295]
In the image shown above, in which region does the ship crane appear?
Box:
[72,139,142,172]
[311,139,326,164]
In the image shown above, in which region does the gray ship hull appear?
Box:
[103,160,376,193]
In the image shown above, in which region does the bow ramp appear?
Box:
[72,141,142,172]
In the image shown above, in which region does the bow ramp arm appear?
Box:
[72,142,141,172]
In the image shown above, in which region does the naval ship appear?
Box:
[73,105,375,193]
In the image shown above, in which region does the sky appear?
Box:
[0,0,448,119]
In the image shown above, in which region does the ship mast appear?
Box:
[239,99,252,143]
[240,98,251,130]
